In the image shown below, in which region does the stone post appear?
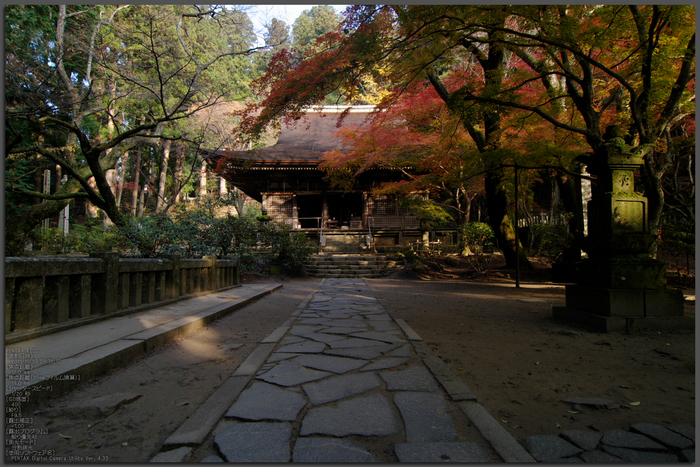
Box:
[161,254,181,299]
[14,277,43,330]
[553,126,688,332]
[118,272,130,309]
[130,272,143,307]
[233,257,241,286]
[43,276,70,324]
[203,256,217,290]
[89,252,119,314]
[69,275,91,319]
[142,271,156,304]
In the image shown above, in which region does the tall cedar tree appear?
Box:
[5,5,262,255]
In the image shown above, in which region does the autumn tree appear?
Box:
[456,5,695,239]
[5,5,262,255]
[232,4,693,265]
[320,78,485,254]
[234,5,540,267]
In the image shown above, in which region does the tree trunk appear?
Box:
[5,179,83,256]
[199,158,207,198]
[457,192,473,256]
[86,177,99,218]
[131,147,142,216]
[230,187,246,216]
[156,139,172,212]
[173,143,185,203]
[103,167,116,228]
[641,158,665,257]
[138,184,146,217]
[116,150,128,209]
[484,168,532,269]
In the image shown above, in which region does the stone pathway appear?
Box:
[151,278,695,463]
[523,424,695,462]
[153,278,511,462]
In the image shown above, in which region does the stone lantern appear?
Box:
[553,126,690,332]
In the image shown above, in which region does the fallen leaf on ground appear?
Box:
[628,401,641,406]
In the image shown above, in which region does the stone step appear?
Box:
[304,253,403,278]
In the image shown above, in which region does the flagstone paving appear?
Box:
[158,278,500,462]
[154,278,694,463]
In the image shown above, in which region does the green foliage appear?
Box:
[461,222,497,254]
[401,247,420,265]
[526,224,573,260]
[398,196,453,230]
[660,221,695,255]
[66,217,122,253]
[257,222,316,274]
[4,156,41,223]
[114,197,260,259]
[292,6,341,52]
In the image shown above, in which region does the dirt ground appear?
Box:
[371,254,696,444]
[17,258,695,461]
[21,277,320,462]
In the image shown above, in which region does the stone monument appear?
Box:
[553,125,691,332]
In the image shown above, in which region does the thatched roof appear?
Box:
[203,105,375,166]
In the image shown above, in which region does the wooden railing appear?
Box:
[368,215,420,230]
[4,253,240,343]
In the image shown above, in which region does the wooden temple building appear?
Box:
[203,105,438,251]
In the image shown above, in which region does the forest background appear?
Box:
[4,5,695,278]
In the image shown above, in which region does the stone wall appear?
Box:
[4,253,240,343]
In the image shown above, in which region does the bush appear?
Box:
[461,222,496,254]
[526,224,573,261]
[22,196,316,274]
[257,222,315,274]
[660,220,695,255]
[67,217,122,253]
[113,197,261,260]
[23,217,122,255]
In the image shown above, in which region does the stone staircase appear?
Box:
[304,254,404,278]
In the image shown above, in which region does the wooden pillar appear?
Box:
[322,190,329,225]
[292,194,299,228]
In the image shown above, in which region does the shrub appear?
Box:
[66,217,122,253]
[526,224,573,261]
[461,222,496,254]
[660,220,695,255]
[257,222,315,274]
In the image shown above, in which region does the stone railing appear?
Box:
[4,253,240,343]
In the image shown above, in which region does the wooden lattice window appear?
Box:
[266,194,294,221]
[368,195,417,216]
[368,195,396,216]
